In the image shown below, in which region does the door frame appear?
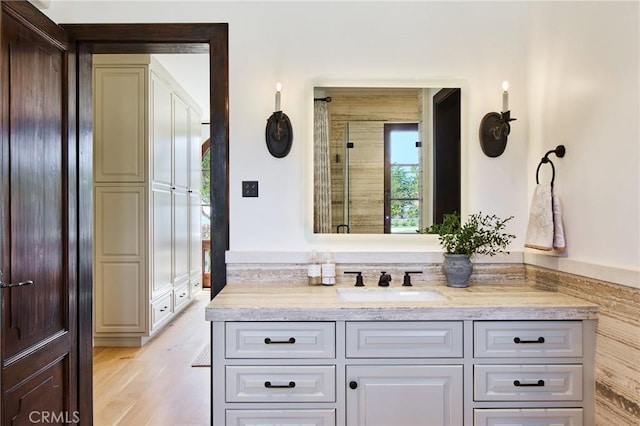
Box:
[62,23,229,423]
[432,87,461,224]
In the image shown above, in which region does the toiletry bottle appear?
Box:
[321,252,336,286]
[307,251,322,286]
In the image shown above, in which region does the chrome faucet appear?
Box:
[378,271,391,287]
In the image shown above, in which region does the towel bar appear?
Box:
[536,145,566,185]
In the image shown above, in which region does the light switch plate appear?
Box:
[242,181,258,197]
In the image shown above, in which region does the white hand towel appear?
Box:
[552,192,566,252]
[525,183,554,251]
[525,183,567,252]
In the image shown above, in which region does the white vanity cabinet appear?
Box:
[213,318,595,426]
[208,284,597,426]
[472,321,594,426]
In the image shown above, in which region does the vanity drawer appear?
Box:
[474,321,582,358]
[225,366,335,403]
[474,408,583,426]
[346,321,463,358]
[226,409,335,426]
[225,322,335,359]
[474,364,583,401]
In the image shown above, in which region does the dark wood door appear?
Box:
[0,2,79,424]
[433,88,461,224]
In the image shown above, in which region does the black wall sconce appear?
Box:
[265,82,293,158]
[479,81,516,157]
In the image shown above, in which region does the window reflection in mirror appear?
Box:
[386,123,420,234]
[313,87,461,234]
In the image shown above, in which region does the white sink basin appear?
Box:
[337,287,448,302]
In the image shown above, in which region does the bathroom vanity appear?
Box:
[206,282,598,426]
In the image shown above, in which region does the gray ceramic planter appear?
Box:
[442,254,473,288]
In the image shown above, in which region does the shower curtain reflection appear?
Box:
[313,99,331,233]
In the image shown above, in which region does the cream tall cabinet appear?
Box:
[93,54,202,346]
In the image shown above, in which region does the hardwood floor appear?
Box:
[93,291,211,425]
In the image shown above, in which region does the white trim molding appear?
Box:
[28,0,51,9]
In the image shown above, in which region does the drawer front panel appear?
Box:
[150,293,172,331]
[173,280,191,311]
[190,274,202,296]
[474,321,582,358]
[226,366,336,402]
[474,365,583,401]
[474,408,583,426]
[226,409,335,426]
[346,321,463,358]
[226,322,335,359]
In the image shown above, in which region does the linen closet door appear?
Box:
[172,94,190,287]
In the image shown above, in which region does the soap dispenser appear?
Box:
[321,252,336,286]
[307,251,322,286]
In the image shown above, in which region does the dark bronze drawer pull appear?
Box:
[264,337,296,344]
[264,381,296,389]
[513,337,545,344]
[514,379,545,387]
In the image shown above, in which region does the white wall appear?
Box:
[44,1,639,285]
[525,1,639,286]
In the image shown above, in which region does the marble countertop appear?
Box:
[205,281,599,322]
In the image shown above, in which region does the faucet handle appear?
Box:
[378,271,391,287]
[344,271,364,287]
[402,271,422,286]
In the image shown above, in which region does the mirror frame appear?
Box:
[305,78,470,247]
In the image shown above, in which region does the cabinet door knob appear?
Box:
[349,381,358,390]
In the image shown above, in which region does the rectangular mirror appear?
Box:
[313,86,461,234]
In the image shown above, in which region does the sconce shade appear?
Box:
[265,111,293,158]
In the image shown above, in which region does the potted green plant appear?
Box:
[426,212,515,287]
